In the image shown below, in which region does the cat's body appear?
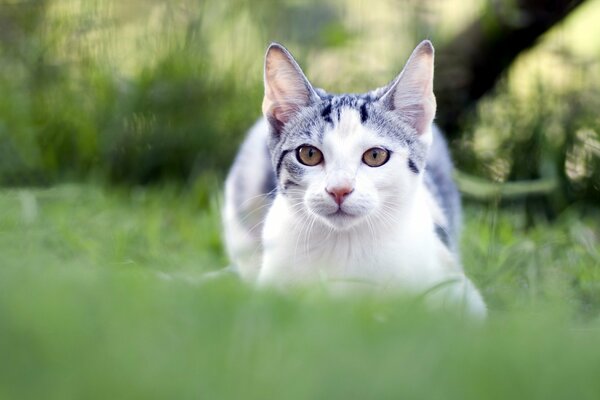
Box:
[223,41,486,316]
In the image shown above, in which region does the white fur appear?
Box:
[256,109,486,317]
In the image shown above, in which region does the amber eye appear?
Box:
[363,147,390,167]
[296,145,324,166]
[362,147,390,167]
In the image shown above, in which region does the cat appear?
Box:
[223,40,486,317]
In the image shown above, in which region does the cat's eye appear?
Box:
[362,147,390,167]
[296,145,323,166]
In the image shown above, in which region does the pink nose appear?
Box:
[326,186,354,205]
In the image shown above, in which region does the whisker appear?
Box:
[238,188,278,208]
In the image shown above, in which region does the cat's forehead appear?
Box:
[317,93,373,136]
[319,92,376,120]
[316,93,391,143]
[334,106,362,138]
[278,90,427,163]
[317,92,425,152]
[280,93,372,143]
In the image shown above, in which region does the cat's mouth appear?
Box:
[329,208,352,217]
[321,207,364,230]
[308,202,367,230]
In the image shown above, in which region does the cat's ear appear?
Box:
[381,40,436,136]
[262,43,318,133]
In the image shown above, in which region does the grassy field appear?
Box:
[1,184,599,399]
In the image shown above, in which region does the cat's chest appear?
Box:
[261,207,443,287]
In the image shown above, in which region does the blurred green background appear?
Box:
[1,0,599,398]
[1,0,598,201]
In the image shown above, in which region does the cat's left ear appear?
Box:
[262,43,319,134]
[381,40,436,137]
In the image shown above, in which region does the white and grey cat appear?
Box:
[223,40,486,316]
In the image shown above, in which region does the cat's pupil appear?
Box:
[308,148,314,158]
[372,150,378,159]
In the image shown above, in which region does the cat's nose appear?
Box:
[326,186,354,205]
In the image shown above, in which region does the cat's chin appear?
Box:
[318,210,365,231]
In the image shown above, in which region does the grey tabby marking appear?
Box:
[408,158,420,174]
[425,125,462,251]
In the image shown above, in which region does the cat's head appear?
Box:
[262,41,436,231]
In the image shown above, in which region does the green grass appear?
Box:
[1,184,599,399]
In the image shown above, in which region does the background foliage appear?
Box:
[1,0,598,206]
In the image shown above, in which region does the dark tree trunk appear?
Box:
[435,0,587,138]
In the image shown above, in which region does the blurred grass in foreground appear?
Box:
[1,185,599,399]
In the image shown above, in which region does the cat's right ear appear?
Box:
[262,43,318,134]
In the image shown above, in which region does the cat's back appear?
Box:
[222,118,275,280]
[424,125,461,251]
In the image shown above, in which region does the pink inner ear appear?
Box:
[263,46,314,128]
[382,41,436,135]
[268,83,310,124]
[271,103,296,125]
[400,99,435,134]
